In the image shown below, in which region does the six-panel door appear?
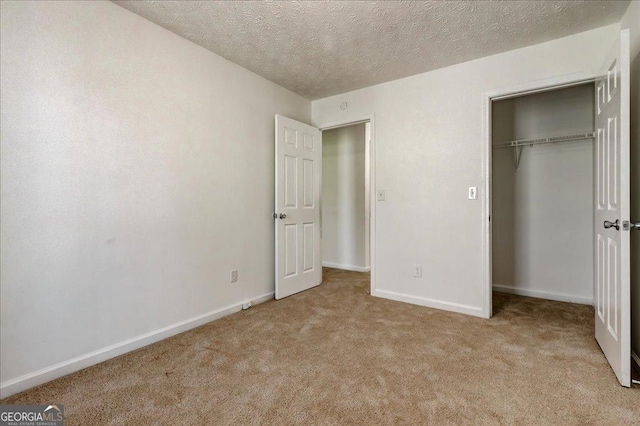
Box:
[594,30,630,388]
[275,115,322,299]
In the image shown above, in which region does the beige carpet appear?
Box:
[2,268,639,424]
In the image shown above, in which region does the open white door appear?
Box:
[275,115,322,299]
[594,29,631,387]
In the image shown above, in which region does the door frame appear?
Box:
[481,71,598,319]
[315,113,376,296]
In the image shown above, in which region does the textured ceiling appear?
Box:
[113,1,630,100]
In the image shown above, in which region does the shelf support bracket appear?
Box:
[514,145,524,171]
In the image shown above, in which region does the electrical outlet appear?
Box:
[377,190,385,201]
[230,269,238,283]
[413,264,422,278]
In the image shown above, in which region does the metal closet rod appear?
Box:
[492,132,595,149]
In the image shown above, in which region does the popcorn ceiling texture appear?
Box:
[114,1,629,100]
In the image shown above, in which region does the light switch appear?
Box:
[468,186,478,200]
[377,190,385,201]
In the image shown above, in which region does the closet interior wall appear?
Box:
[492,83,595,304]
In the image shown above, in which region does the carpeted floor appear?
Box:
[2,268,639,424]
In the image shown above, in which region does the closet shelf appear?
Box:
[492,131,595,171]
[492,132,595,149]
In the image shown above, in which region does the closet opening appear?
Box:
[490,82,596,313]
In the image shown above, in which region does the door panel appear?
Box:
[597,234,605,322]
[303,222,315,272]
[275,115,322,299]
[594,29,630,387]
[284,224,297,277]
[284,155,297,207]
[303,159,314,207]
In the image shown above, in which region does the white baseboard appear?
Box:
[632,351,640,373]
[322,262,370,273]
[372,289,484,318]
[492,285,593,305]
[0,292,274,399]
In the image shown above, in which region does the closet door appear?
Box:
[594,29,631,388]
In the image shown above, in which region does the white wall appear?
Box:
[321,124,368,271]
[312,25,619,317]
[0,1,310,396]
[492,85,594,304]
[620,0,640,363]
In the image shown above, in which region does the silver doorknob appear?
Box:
[279,213,287,219]
[604,219,620,230]
[631,222,640,230]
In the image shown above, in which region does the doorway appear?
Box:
[491,83,596,308]
[481,75,602,318]
[274,114,376,299]
[321,122,371,273]
[317,115,376,296]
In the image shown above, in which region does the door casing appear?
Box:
[481,71,599,319]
